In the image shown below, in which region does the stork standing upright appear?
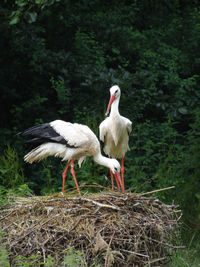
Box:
[99,85,132,192]
[19,120,123,195]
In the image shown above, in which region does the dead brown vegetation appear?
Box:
[0,189,181,266]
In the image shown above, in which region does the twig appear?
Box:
[138,186,175,196]
[173,209,182,213]
[0,210,15,221]
[81,198,121,210]
[145,257,166,265]
[51,234,66,246]
[120,249,149,258]
[42,247,46,263]
[147,237,185,249]
[65,184,119,192]
[101,193,128,200]
[105,231,115,267]
[69,216,85,232]
[2,222,14,231]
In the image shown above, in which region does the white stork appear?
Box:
[19,120,123,196]
[99,85,132,192]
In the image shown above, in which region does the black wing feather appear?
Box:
[19,123,76,148]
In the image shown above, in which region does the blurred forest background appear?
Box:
[0,0,200,265]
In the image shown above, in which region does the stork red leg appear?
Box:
[121,155,125,191]
[114,173,120,191]
[109,169,114,190]
[62,160,71,193]
[115,173,124,193]
[110,169,120,191]
[70,159,81,196]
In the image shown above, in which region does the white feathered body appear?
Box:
[24,120,100,168]
[99,113,132,159]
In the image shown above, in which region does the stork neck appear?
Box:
[110,97,120,117]
[93,153,112,169]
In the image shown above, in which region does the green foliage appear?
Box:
[0,244,87,266]
[126,109,200,224]
[63,247,87,267]
[0,184,33,207]
[14,254,41,267]
[0,231,10,267]
[43,255,55,267]
[51,77,70,104]
[74,30,105,70]
[50,77,70,115]
[7,184,33,197]
[0,145,25,188]
[126,119,178,190]
[0,146,33,206]
[9,0,61,25]
[168,231,200,267]
[169,251,200,267]
[0,249,10,267]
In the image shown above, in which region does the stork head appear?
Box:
[109,158,121,174]
[105,85,121,116]
[109,158,124,192]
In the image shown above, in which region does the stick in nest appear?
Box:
[105,231,115,267]
[81,197,121,210]
[138,186,175,196]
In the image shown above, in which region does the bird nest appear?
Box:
[0,189,181,266]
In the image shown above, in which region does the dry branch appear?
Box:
[82,197,121,210]
[137,185,175,196]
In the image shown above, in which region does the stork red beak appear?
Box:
[105,95,115,116]
[114,172,125,193]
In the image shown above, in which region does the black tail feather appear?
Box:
[19,122,77,148]
[19,123,50,137]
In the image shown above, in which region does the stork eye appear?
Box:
[114,167,118,172]
[114,90,118,95]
